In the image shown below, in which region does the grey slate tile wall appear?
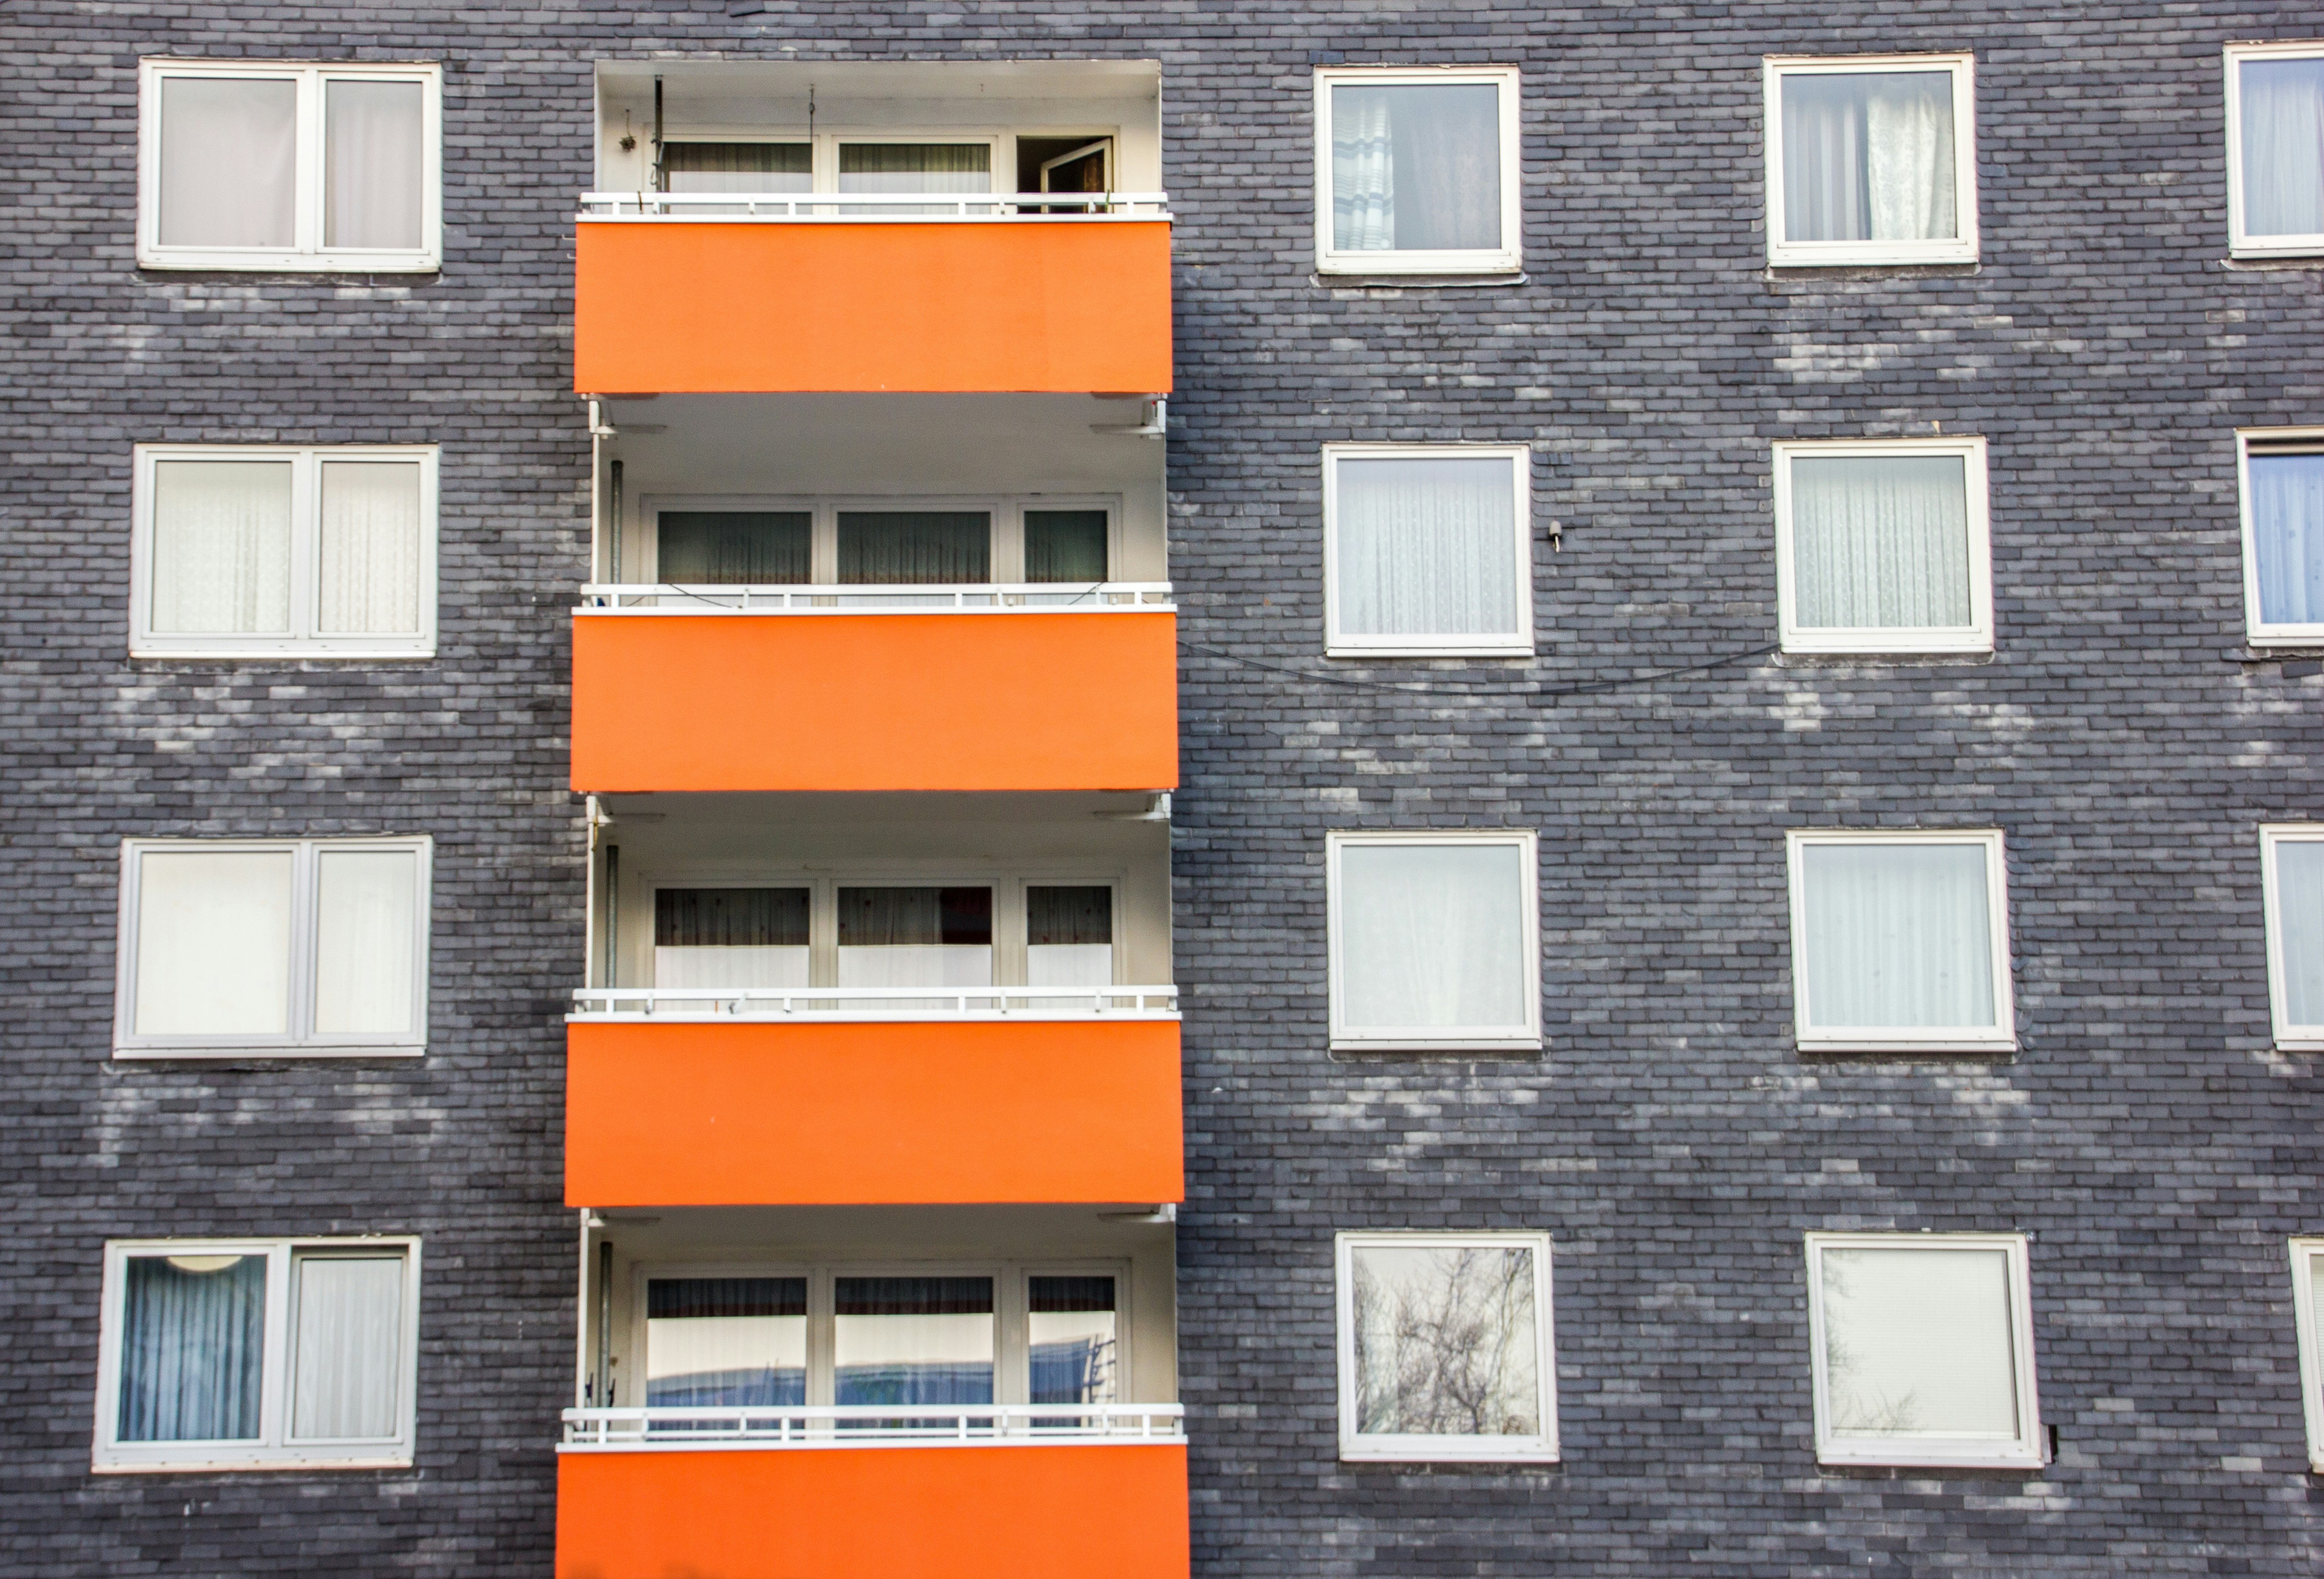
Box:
[3,1,2321,1576]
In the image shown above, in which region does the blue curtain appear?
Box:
[2252,454,2324,625]
[118,1255,266,1442]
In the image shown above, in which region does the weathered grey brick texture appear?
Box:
[3,2,2322,1576]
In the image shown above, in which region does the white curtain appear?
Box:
[1027,885,1112,987]
[151,460,294,635]
[290,1256,403,1441]
[2241,57,2324,237]
[2275,840,2324,1026]
[839,144,990,215]
[1790,455,1972,631]
[314,850,418,1036]
[836,886,992,988]
[833,1277,994,1408]
[2249,454,2324,626]
[1782,71,1957,243]
[324,79,424,249]
[1339,843,1528,1032]
[1820,1247,2018,1437]
[159,76,296,248]
[134,849,293,1036]
[319,461,423,635]
[1351,1244,1539,1437]
[1800,843,1995,1028]
[117,1255,267,1442]
[1331,84,1501,252]
[1335,457,1519,638]
[657,946,809,989]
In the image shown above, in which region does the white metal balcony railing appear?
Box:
[570,985,1181,1022]
[575,582,1173,614]
[577,190,1171,221]
[562,1402,1186,1450]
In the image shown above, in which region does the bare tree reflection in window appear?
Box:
[1351,1243,1538,1437]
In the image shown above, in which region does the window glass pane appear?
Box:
[318,461,423,635]
[1800,843,1995,1029]
[2241,57,2324,237]
[1820,1246,2018,1437]
[836,512,990,584]
[838,143,992,193]
[2276,840,2324,1026]
[290,1256,404,1440]
[663,142,812,193]
[159,76,296,248]
[646,1278,807,1407]
[653,887,810,989]
[151,460,294,635]
[1334,457,1519,639]
[1789,455,1972,631]
[2250,454,2324,627]
[1339,843,1529,1033]
[1023,510,1109,583]
[1351,1243,1539,1438]
[314,849,420,1036]
[1780,71,1957,243]
[656,512,811,584]
[1027,886,1113,988]
[324,79,424,249]
[134,849,294,1037]
[1029,1276,1118,1406]
[836,887,993,988]
[833,1276,995,1407]
[1331,83,1501,252]
[118,1254,267,1442]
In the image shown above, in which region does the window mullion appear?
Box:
[298,70,323,257]
[291,840,321,1045]
[262,1243,295,1449]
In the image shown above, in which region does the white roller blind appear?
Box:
[2275,839,2324,1026]
[323,78,425,250]
[1027,945,1113,987]
[290,1256,405,1441]
[654,946,809,989]
[1335,456,1520,639]
[158,76,297,248]
[318,461,423,634]
[314,849,419,1036]
[1821,1246,2019,1437]
[151,460,294,635]
[1339,842,1529,1032]
[1800,842,1995,1029]
[134,850,294,1036]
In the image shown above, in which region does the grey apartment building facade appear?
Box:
[6,3,2324,1576]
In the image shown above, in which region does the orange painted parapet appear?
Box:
[556,1444,1190,1579]
[565,1019,1184,1207]
[569,610,1177,793]
[573,219,1173,394]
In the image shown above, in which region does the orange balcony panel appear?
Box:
[573,219,1172,394]
[565,1019,1184,1207]
[569,610,1177,793]
[556,1444,1189,1579]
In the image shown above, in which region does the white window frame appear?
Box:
[131,444,440,659]
[137,58,443,273]
[113,836,433,1059]
[2225,43,2324,259]
[1325,830,1543,1052]
[1322,444,1534,658]
[628,1258,1130,1408]
[2236,429,2324,648]
[1803,1232,2042,1470]
[1772,437,1994,655]
[94,1237,421,1472]
[1313,66,1524,276]
[1762,54,1980,268]
[1784,829,2017,1054]
[1333,1230,1558,1463]
[2260,825,2324,1050]
[2288,1238,2324,1471]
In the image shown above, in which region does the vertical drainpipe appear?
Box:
[596,1237,615,1407]
[603,844,620,989]
[608,459,624,584]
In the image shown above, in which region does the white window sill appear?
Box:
[132,644,436,661]
[1341,1441,1559,1464]
[2230,238,2324,261]
[1796,1033,2017,1056]
[1330,1035,1543,1054]
[1317,251,1522,277]
[137,249,440,273]
[1815,1441,2044,1471]
[94,1449,414,1473]
[2275,1034,2324,1053]
[1766,244,1979,269]
[2246,628,2324,649]
[1325,641,1535,660]
[1781,630,1993,656]
[113,1044,426,1061]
